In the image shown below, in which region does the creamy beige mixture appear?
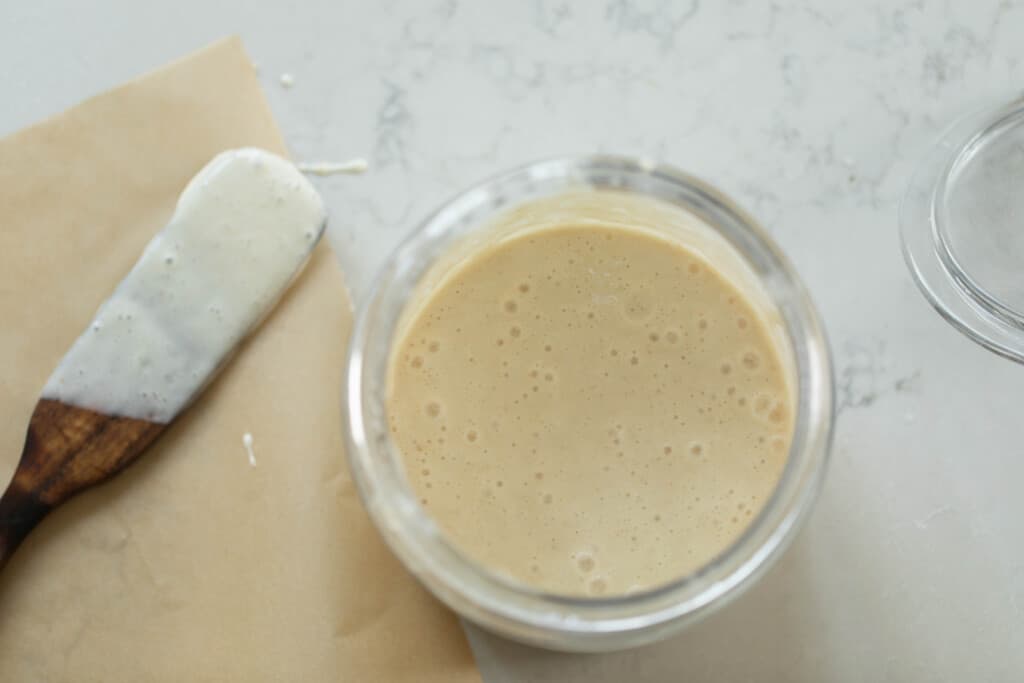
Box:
[388,220,793,596]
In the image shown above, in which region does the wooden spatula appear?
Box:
[0,402,165,569]
[0,148,327,570]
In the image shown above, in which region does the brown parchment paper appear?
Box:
[0,37,480,683]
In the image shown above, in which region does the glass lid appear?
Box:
[901,96,1024,363]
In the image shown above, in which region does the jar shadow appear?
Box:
[464,522,859,682]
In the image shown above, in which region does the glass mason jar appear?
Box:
[344,156,834,652]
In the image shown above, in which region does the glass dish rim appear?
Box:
[900,95,1024,364]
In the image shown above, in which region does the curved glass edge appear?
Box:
[900,97,1024,365]
[344,156,835,650]
[933,106,1024,328]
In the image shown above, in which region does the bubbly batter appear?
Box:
[388,220,794,596]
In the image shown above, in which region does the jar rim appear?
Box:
[344,155,834,651]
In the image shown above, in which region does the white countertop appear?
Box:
[3,1,1023,680]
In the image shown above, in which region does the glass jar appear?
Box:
[343,156,834,652]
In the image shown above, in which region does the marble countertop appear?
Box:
[3,1,1023,680]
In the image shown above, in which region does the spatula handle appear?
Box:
[0,400,164,570]
[0,481,51,571]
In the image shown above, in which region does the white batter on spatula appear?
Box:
[43,148,326,423]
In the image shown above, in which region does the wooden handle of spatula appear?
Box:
[0,399,165,570]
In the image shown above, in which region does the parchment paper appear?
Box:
[0,37,480,683]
